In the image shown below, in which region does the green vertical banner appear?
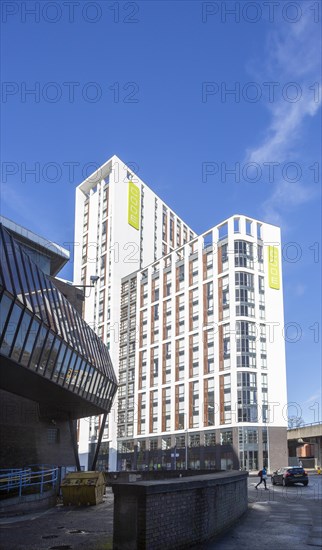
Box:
[268,246,280,290]
[128,181,140,230]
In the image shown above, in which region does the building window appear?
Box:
[223,374,231,424]
[246,220,252,236]
[236,321,256,368]
[191,381,199,428]
[237,372,258,423]
[164,342,172,383]
[206,252,213,278]
[261,373,268,406]
[176,222,181,246]
[236,288,254,306]
[205,432,216,446]
[153,304,159,320]
[257,223,262,239]
[191,258,198,286]
[178,264,184,285]
[222,323,231,370]
[47,427,59,443]
[257,244,264,270]
[175,435,186,448]
[177,338,185,381]
[140,351,147,389]
[220,430,233,445]
[177,384,185,430]
[221,243,228,264]
[139,393,146,434]
[149,438,158,451]
[152,391,158,433]
[189,433,200,447]
[151,348,159,386]
[205,281,213,320]
[219,223,228,240]
[162,436,171,449]
[205,378,214,425]
[178,317,185,335]
[234,241,253,269]
[163,387,171,432]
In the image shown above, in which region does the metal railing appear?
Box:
[0,465,59,497]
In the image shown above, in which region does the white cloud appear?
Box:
[261,178,319,227]
[303,391,321,406]
[245,3,321,222]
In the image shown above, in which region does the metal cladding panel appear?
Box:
[0,223,117,416]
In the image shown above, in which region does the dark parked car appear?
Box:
[271,467,308,487]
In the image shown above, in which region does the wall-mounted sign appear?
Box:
[128,181,140,230]
[268,245,280,290]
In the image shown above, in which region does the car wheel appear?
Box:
[303,481,308,487]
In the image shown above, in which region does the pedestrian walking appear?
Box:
[256,466,268,489]
[299,460,303,468]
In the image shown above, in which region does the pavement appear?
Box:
[200,473,322,549]
[0,474,321,549]
[0,489,114,550]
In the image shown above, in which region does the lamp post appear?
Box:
[74,275,99,289]
[183,412,188,471]
[266,425,270,473]
[73,275,99,299]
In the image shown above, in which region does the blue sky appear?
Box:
[1,1,321,424]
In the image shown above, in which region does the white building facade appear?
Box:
[74,155,196,470]
[117,216,287,472]
[74,156,288,472]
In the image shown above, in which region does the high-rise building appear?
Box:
[74,156,288,472]
[74,155,196,470]
[118,216,287,472]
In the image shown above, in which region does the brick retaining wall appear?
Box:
[112,471,248,549]
[106,469,219,484]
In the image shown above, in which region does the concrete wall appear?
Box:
[287,424,322,468]
[287,424,322,440]
[0,489,57,517]
[112,471,248,549]
[0,390,76,468]
[269,426,288,472]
